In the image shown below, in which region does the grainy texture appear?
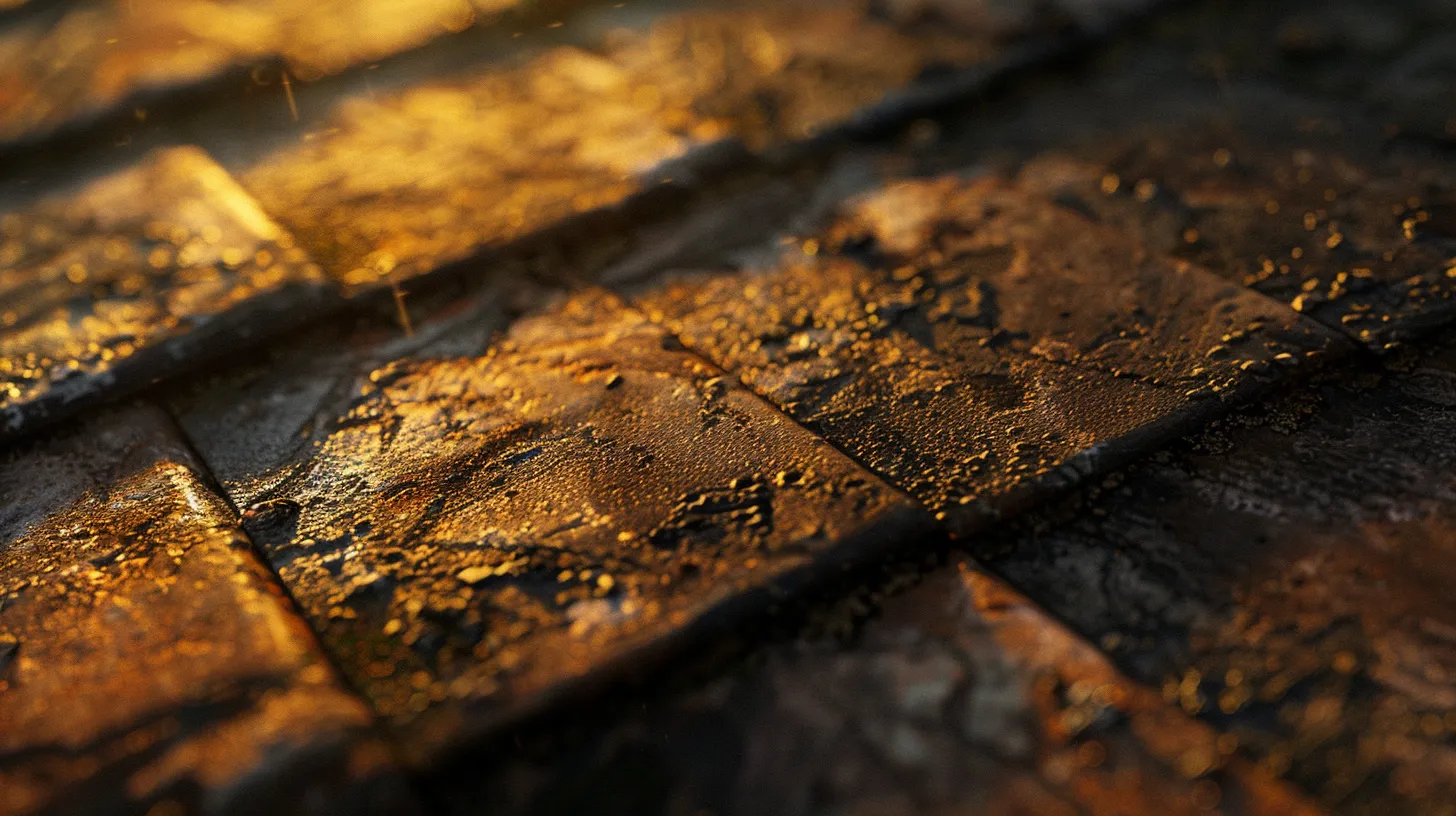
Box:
[453,559,1321,816]
[1014,101,1456,350]
[0,402,415,816]
[978,338,1456,814]
[0,146,328,441]
[927,2,1456,350]
[171,289,931,757]
[2,0,1455,810]
[637,175,1345,535]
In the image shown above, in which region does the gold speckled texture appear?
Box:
[0,146,327,438]
[0,402,415,816]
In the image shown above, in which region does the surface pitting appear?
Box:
[2,0,1456,811]
[174,290,930,752]
[0,403,416,816]
[637,176,1345,534]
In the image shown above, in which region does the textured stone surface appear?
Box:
[978,337,1456,813]
[637,175,1345,535]
[170,288,930,757]
[453,558,1320,816]
[0,146,328,441]
[0,0,503,146]
[927,2,1456,350]
[0,402,415,816]
[233,0,994,290]
[229,0,1172,291]
[1014,99,1456,350]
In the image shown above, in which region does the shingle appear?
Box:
[0,402,416,816]
[169,288,932,759]
[0,0,502,146]
[230,0,1167,291]
[635,175,1346,535]
[978,336,1456,812]
[447,558,1321,816]
[0,146,329,441]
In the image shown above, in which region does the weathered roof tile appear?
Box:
[0,146,329,442]
[170,288,932,759]
[0,402,416,815]
[636,176,1346,535]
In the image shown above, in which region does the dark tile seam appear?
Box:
[153,402,443,815]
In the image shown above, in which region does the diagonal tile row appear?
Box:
[0,403,421,815]
[4,2,1456,812]
[449,559,1324,816]
[154,164,1346,786]
[0,0,1166,443]
[3,164,1357,811]
[0,0,1161,150]
[10,43,1448,797]
[977,334,1456,814]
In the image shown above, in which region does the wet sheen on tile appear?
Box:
[0,146,328,442]
[0,0,508,146]
[0,402,415,816]
[231,0,1166,291]
[636,175,1346,535]
[1015,98,1456,351]
[169,289,931,759]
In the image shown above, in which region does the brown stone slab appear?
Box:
[635,175,1346,536]
[0,0,507,147]
[451,558,1322,816]
[232,0,1168,291]
[0,402,416,815]
[0,146,329,442]
[928,3,1456,354]
[978,337,1456,813]
[1015,98,1456,351]
[169,288,932,759]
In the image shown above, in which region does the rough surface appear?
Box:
[453,558,1320,816]
[1,0,1454,811]
[0,146,328,441]
[978,337,1456,813]
[927,4,1456,350]
[637,175,1345,535]
[0,402,415,816]
[171,289,930,757]
[1014,99,1456,350]
[0,0,503,146]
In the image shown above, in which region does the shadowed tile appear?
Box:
[448,558,1323,816]
[978,336,1456,813]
